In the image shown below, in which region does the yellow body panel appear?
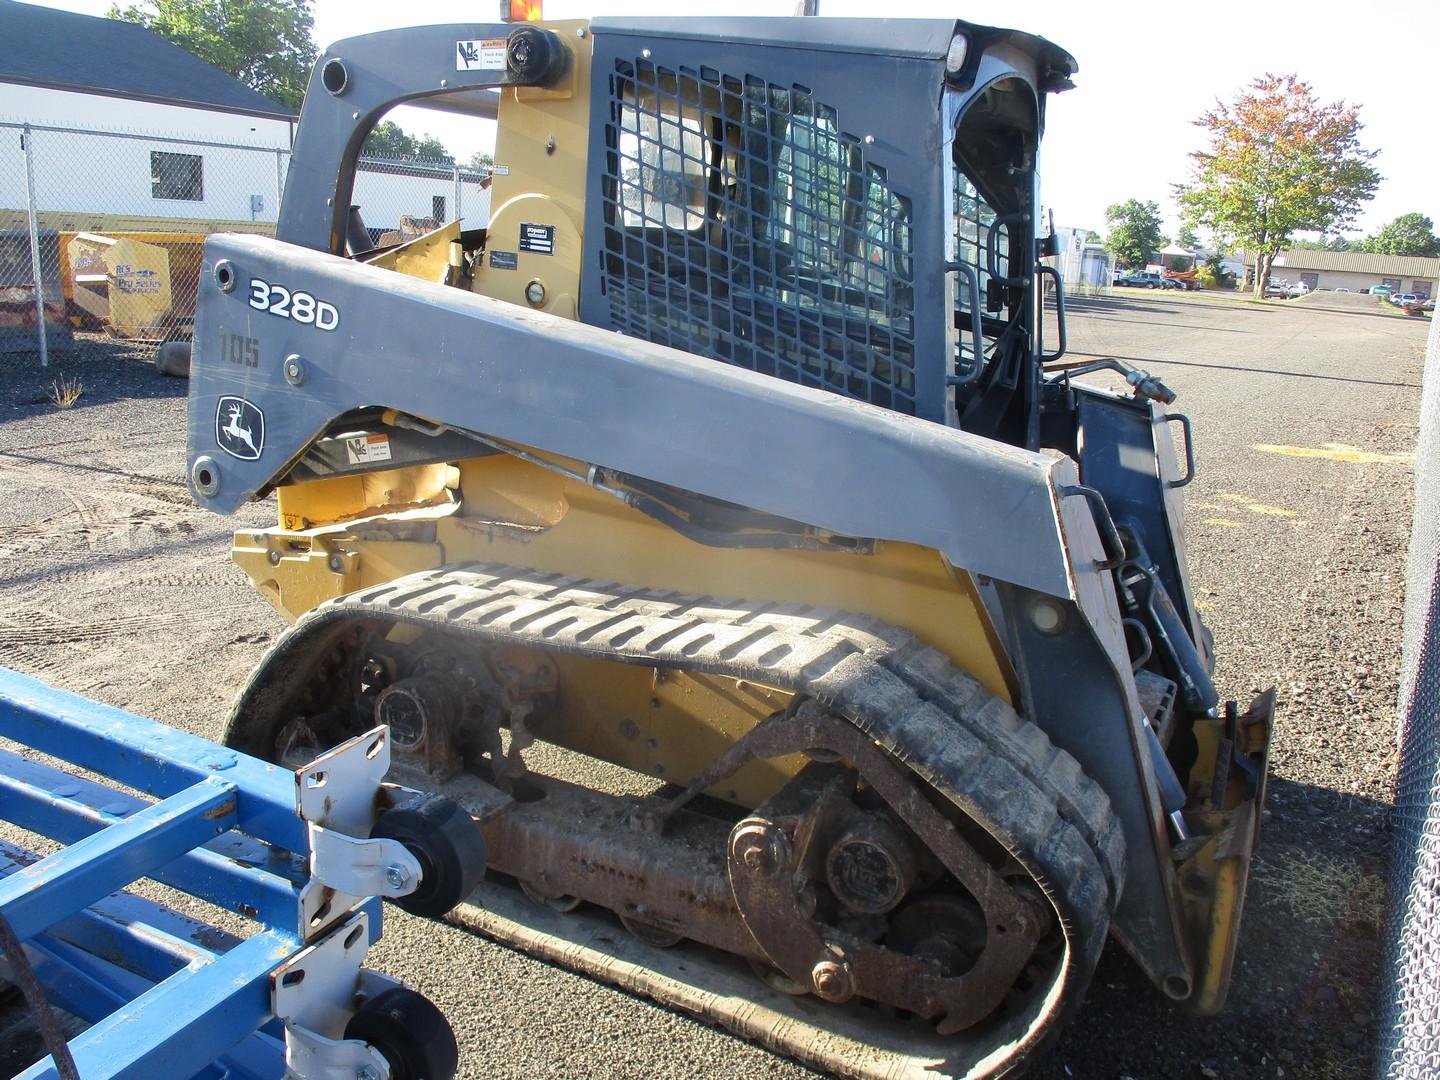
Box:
[275,463,457,531]
[364,220,464,284]
[237,449,1014,799]
[468,20,592,319]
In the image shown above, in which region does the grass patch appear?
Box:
[48,374,84,408]
[1253,847,1386,925]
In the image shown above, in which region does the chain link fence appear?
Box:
[1380,307,1440,1077]
[1,120,491,370]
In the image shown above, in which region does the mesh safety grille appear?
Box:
[600,58,917,413]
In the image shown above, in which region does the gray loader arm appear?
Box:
[189,234,1093,601]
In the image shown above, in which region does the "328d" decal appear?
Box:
[248,278,340,331]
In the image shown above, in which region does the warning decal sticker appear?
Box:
[456,38,507,71]
[345,433,393,465]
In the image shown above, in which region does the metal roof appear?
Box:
[0,0,295,120]
[590,17,1078,90]
[1256,248,1440,278]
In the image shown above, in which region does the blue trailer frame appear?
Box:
[0,667,433,1080]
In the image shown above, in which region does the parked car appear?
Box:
[1119,271,1164,288]
[1392,293,1420,307]
[1372,284,1394,298]
[1332,287,1351,293]
[1264,279,1309,299]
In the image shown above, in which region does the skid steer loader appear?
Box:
[184,15,1272,1078]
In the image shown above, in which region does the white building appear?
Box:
[1246,249,1439,298]
[0,1,491,234]
[0,0,296,229]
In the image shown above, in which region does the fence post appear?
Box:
[21,123,48,369]
[275,148,286,223]
[453,165,462,226]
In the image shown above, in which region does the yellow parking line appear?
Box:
[1204,518,1247,528]
[1253,443,1413,466]
[1217,492,1300,518]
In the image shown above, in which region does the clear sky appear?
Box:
[26,0,1436,242]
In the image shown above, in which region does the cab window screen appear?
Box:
[600,58,917,413]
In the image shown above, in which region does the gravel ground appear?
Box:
[0,297,1429,1080]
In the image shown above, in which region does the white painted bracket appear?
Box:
[308,823,421,900]
[294,727,420,937]
[274,910,400,1080]
[296,726,391,835]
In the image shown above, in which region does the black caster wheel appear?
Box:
[345,986,459,1080]
[371,796,486,918]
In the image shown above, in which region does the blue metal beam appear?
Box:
[23,937,287,1080]
[0,667,303,849]
[1,841,290,1080]
[0,669,397,1079]
[0,749,305,929]
[0,777,237,943]
[16,929,299,1080]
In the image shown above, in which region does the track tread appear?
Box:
[311,564,1123,925]
[236,562,1129,1073]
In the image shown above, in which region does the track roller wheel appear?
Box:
[519,878,582,913]
[618,914,683,948]
[372,796,486,918]
[345,986,458,1080]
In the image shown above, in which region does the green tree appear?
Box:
[109,0,316,111]
[1176,224,1200,250]
[1104,199,1166,269]
[1198,253,1237,290]
[362,120,454,163]
[412,134,453,163]
[1084,229,1103,244]
[1178,74,1380,298]
[1358,213,1440,257]
[363,121,416,158]
[1292,234,1357,251]
[469,151,495,173]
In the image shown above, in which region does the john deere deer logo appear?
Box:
[215,396,264,460]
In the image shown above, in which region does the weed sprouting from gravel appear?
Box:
[1254,847,1386,925]
[48,375,83,409]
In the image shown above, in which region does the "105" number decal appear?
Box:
[248,278,340,331]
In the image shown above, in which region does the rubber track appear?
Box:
[255,562,1126,1051]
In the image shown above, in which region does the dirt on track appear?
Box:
[0,300,1429,1080]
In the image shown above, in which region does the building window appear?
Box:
[151,151,203,201]
[432,195,446,223]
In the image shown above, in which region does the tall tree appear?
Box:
[362,120,454,164]
[1178,74,1380,298]
[1176,224,1200,250]
[1292,234,1357,252]
[411,134,454,164]
[109,0,316,111]
[1104,199,1166,269]
[1359,213,1440,258]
